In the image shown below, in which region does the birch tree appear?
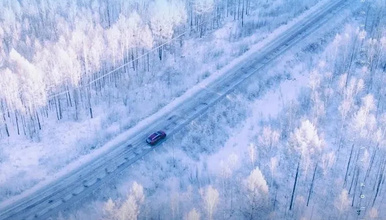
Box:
[248,143,256,167]
[102,182,145,220]
[290,119,324,175]
[201,185,219,220]
[150,0,187,60]
[185,208,200,220]
[351,94,377,138]
[9,49,46,112]
[103,198,116,220]
[244,167,268,219]
[269,156,278,186]
[105,24,121,66]
[0,68,23,112]
[320,152,335,176]
[258,126,280,150]
[193,0,214,37]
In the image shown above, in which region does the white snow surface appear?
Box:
[63,1,386,219]
[0,0,339,210]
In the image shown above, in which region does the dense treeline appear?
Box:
[0,0,320,139]
[0,0,251,138]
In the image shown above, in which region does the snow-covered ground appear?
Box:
[0,0,326,203]
[1,0,386,219]
[53,1,386,220]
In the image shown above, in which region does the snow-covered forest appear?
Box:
[0,0,321,200]
[60,1,386,219]
[0,0,386,219]
[0,0,318,139]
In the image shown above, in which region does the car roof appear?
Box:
[148,132,159,140]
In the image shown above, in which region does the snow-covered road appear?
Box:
[0,0,357,219]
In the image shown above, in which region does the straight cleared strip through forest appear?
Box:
[0,0,357,219]
[47,2,255,100]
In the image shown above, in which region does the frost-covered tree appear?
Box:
[116,195,139,220]
[127,11,153,49]
[246,167,268,194]
[334,189,350,218]
[338,96,353,123]
[86,24,105,74]
[308,71,326,122]
[193,0,214,37]
[351,94,377,138]
[367,207,378,219]
[1,0,269,138]
[258,126,280,150]
[217,153,238,216]
[170,193,180,220]
[244,167,268,219]
[248,143,256,167]
[105,24,121,65]
[185,208,200,220]
[220,153,238,180]
[8,49,46,112]
[103,198,116,220]
[320,152,335,176]
[0,68,23,112]
[290,119,324,174]
[194,0,214,15]
[150,0,187,59]
[114,11,153,71]
[269,156,278,185]
[201,185,219,220]
[102,182,145,220]
[308,70,321,93]
[150,0,186,40]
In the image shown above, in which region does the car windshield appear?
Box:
[149,133,158,140]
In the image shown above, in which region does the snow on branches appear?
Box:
[290,119,324,174]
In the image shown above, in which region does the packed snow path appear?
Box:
[0,0,356,219]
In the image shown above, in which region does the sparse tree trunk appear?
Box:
[344,144,355,186]
[58,97,62,120]
[307,164,317,206]
[349,150,361,194]
[15,112,20,135]
[241,0,245,27]
[86,86,93,119]
[372,157,385,206]
[159,46,162,61]
[372,169,383,206]
[36,112,41,130]
[289,161,300,210]
[2,112,9,137]
[365,145,378,181]
[351,168,359,207]
[66,87,72,107]
[345,36,358,88]
[21,114,26,136]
